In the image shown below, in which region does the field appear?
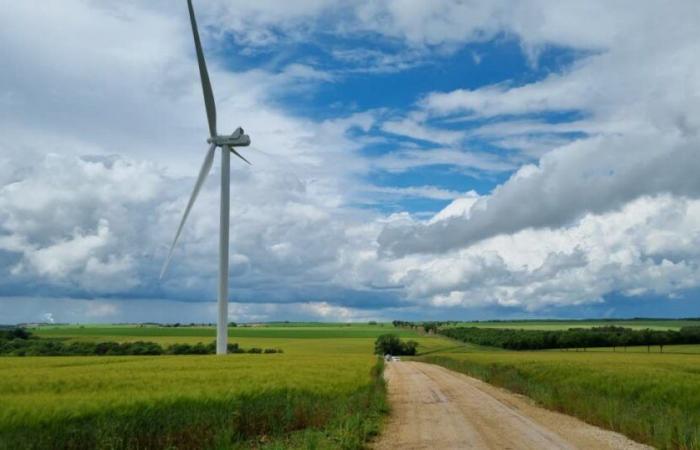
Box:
[31,323,422,342]
[444,318,700,330]
[5,322,700,449]
[418,344,700,449]
[0,323,451,449]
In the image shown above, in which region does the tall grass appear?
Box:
[419,351,700,449]
[0,355,387,449]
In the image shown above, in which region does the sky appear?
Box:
[1,0,700,324]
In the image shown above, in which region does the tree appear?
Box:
[374,334,403,355]
[618,332,632,352]
[0,327,31,340]
[402,340,418,356]
[373,334,419,356]
[656,332,670,353]
[423,323,438,334]
[641,329,654,353]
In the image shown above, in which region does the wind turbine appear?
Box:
[161,0,251,355]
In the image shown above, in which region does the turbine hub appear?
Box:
[207,127,251,147]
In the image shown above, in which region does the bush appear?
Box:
[0,334,280,357]
[0,327,31,340]
[374,334,419,356]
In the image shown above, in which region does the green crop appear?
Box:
[419,349,700,449]
[0,323,429,449]
[0,352,387,449]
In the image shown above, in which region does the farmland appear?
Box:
[442,318,700,331]
[0,323,450,449]
[31,323,422,341]
[4,321,700,449]
[418,344,700,449]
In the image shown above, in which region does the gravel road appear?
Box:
[372,361,651,450]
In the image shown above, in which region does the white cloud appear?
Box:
[366,185,470,201]
[1,0,700,321]
[379,133,700,256]
[382,117,465,145]
[373,147,515,173]
[378,0,700,257]
[377,195,700,310]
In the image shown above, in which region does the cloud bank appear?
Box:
[1,0,700,323]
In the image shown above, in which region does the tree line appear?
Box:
[440,326,700,351]
[374,334,419,356]
[392,320,457,334]
[0,328,282,356]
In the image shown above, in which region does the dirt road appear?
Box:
[373,361,650,450]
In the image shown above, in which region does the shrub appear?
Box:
[0,334,278,357]
[374,334,419,356]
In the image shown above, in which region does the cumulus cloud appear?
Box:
[0,151,381,303]
[2,0,700,322]
[378,195,700,310]
[379,0,700,256]
[378,133,700,256]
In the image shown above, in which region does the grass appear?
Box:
[417,347,700,449]
[444,319,700,331]
[32,324,419,339]
[0,354,386,449]
[0,324,451,449]
[551,344,700,354]
[17,322,700,448]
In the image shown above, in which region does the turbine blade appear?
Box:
[187,0,217,138]
[248,145,273,158]
[160,144,216,279]
[230,147,252,165]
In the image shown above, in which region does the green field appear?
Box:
[6,322,700,449]
[1,323,451,449]
[445,319,700,330]
[32,323,419,340]
[418,345,700,449]
[555,344,700,354]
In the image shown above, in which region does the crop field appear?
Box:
[577,344,700,354]
[32,323,420,341]
[0,323,451,449]
[7,322,699,449]
[444,319,700,330]
[418,346,700,449]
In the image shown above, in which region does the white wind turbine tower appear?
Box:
[161,0,252,355]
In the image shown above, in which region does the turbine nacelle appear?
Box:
[208,127,251,147]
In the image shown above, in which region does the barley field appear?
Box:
[419,347,700,449]
[0,323,450,449]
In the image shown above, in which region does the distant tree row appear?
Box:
[159,322,237,327]
[392,320,458,333]
[441,326,700,352]
[374,334,419,356]
[0,328,282,356]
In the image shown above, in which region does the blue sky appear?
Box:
[253,36,583,211]
[1,1,700,324]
